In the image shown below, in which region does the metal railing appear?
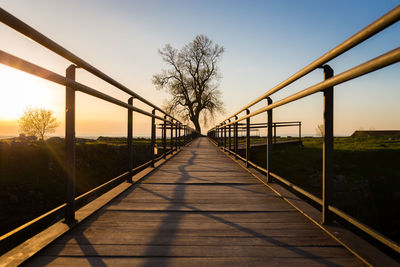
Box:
[0,7,198,253]
[208,5,400,255]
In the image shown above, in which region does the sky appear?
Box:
[0,0,399,137]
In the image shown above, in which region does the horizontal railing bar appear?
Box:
[75,172,130,206]
[220,146,322,204]
[0,8,181,123]
[0,140,188,254]
[0,202,65,254]
[216,123,301,131]
[219,142,400,254]
[269,172,323,205]
[224,124,300,129]
[244,121,301,126]
[220,5,400,123]
[223,47,400,127]
[328,206,400,254]
[0,50,174,123]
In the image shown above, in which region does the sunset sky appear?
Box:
[0,0,399,137]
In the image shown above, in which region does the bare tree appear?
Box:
[315,124,324,137]
[18,108,59,140]
[153,35,225,133]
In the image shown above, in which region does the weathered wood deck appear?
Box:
[25,137,363,266]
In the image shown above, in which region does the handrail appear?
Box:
[0,7,199,255]
[220,5,400,123]
[209,5,400,256]
[0,7,181,123]
[0,50,169,122]
[222,47,400,127]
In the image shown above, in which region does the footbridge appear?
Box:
[0,5,399,266]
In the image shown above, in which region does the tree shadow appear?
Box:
[139,138,340,266]
[25,138,344,266]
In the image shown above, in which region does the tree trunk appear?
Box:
[191,117,201,133]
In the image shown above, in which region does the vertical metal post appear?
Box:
[217,125,222,146]
[220,124,223,147]
[127,97,134,182]
[267,97,273,183]
[220,125,223,147]
[234,116,238,159]
[151,109,156,167]
[225,124,227,148]
[216,127,218,146]
[65,64,76,224]
[175,122,178,151]
[299,122,302,142]
[228,120,231,154]
[246,109,250,167]
[163,116,167,159]
[274,123,277,144]
[170,120,174,152]
[222,123,225,148]
[179,124,181,149]
[322,65,334,225]
[183,125,186,145]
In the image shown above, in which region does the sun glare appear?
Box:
[0,65,61,120]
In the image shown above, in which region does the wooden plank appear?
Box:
[132,184,276,191]
[26,256,365,267]
[23,138,365,266]
[54,235,339,247]
[40,244,355,258]
[104,203,294,211]
[76,211,309,224]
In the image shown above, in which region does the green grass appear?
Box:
[0,138,157,235]
[0,134,197,236]
[246,136,400,241]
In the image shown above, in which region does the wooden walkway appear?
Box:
[26,138,363,266]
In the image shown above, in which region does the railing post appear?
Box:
[234,116,238,159]
[322,65,334,225]
[220,125,223,147]
[179,123,181,149]
[220,124,223,148]
[223,123,226,149]
[175,122,178,151]
[163,116,167,159]
[217,124,222,146]
[215,127,218,146]
[266,97,273,183]
[65,64,76,224]
[274,123,277,144]
[228,120,231,154]
[225,123,228,149]
[220,124,223,147]
[170,120,174,152]
[183,125,186,145]
[299,122,302,142]
[246,109,250,167]
[127,97,134,182]
[151,109,156,167]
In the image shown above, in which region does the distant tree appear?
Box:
[315,124,324,137]
[18,108,59,140]
[153,35,225,133]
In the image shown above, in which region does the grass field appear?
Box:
[0,137,175,236]
[245,136,400,242]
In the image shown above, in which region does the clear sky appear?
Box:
[0,0,399,137]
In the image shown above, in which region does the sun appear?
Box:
[0,65,61,120]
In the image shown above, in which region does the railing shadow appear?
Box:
[26,138,339,266]
[139,138,339,266]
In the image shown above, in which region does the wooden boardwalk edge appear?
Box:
[0,146,186,266]
[211,138,398,266]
